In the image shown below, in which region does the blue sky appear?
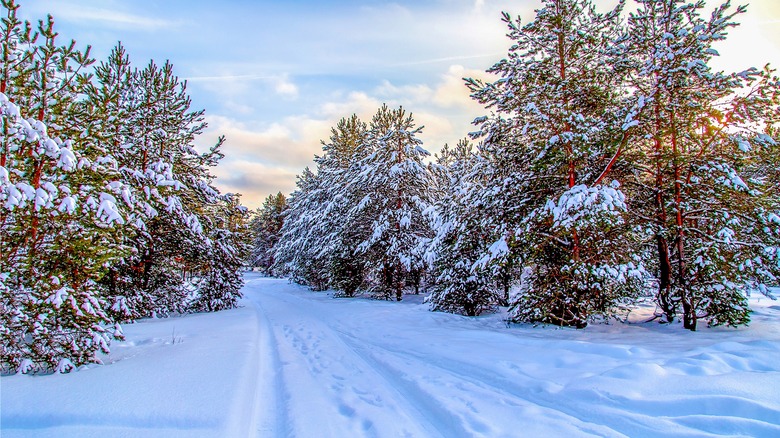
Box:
[20,0,780,208]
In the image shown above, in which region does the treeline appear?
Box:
[260,0,780,330]
[0,1,249,373]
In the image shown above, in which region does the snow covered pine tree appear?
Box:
[622,0,780,330]
[1,5,128,372]
[1,1,250,372]
[348,105,434,301]
[250,192,288,275]
[464,0,645,327]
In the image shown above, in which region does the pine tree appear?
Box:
[428,140,504,315]
[83,47,240,319]
[465,0,645,327]
[0,5,128,372]
[348,105,433,300]
[316,115,370,296]
[274,167,332,290]
[189,194,250,312]
[1,2,249,372]
[624,0,780,329]
[250,192,288,274]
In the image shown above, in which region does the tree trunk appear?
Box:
[682,295,696,331]
[656,235,674,322]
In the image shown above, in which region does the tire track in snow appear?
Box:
[224,297,264,437]
[331,333,481,438]
[247,279,778,437]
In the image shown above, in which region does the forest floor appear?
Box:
[2,272,780,437]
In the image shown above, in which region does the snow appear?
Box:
[3,273,780,437]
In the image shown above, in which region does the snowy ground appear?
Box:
[2,273,780,437]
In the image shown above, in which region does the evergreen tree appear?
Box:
[348,105,433,300]
[84,46,241,320]
[316,115,370,296]
[464,0,645,327]
[275,109,435,300]
[0,6,128,372]
[624,0,780,329]
[189,194,251,312]
[274,167,331,290]
[1,2,249,371]
[428,140,504,315]
[250,192,288,274]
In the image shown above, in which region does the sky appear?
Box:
[20,0,780,209]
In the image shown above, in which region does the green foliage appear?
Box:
[250,192,288,274]
[623,0,780,330]
[461,0,642,327]
[0,1,250,372]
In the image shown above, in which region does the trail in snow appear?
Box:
[242,275,780,437]
[2,273,780,437]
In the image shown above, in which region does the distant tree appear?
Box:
[275,115,370,293]
[276,108,435,300]
[250,192,288,274]
[274,168,331,290]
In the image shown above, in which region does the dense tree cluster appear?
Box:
[431,0,780,329]
[275,108,434,299]
[250,192,288,275]
[273,0,779,331]
[0,1,249,373]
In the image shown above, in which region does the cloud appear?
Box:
[272,74,299,99]
[197,66,496,207]
[318,92,384,120]
[185,74,276,82]
[202,115,326,168]
[197,114,328,209]
[432,65,492,109]
[210,160,300,209]
[185,72,298,100]
[45,3,182,30]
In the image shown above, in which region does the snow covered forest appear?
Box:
[3,0,780,435]
[1,0,780,384]
[0,0,250,374]
[258,0,780,331]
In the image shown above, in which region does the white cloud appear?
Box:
[211,160,300,210]
[273,75,299,99]
[198,65,496,207]
[318,92,383,120]
[45,3,182,30]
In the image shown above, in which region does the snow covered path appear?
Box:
[3,273,780,437]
